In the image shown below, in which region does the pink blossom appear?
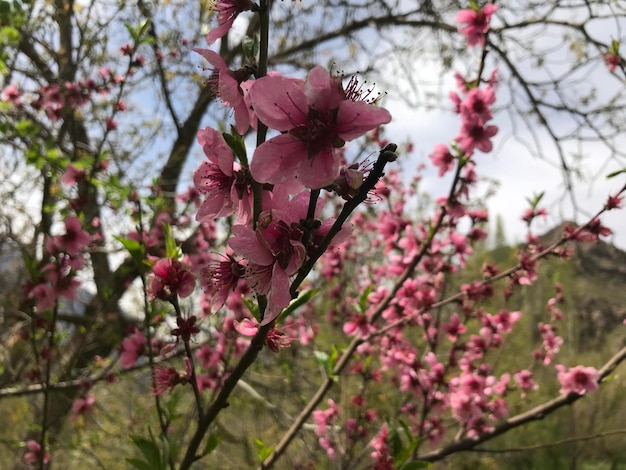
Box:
[605,193,623,210]
[153,357,192,395]
[514,369,538,393]
[206,0,254,45]
[194,127,237,219]
[429,143,456,177]
[23,440,50,465]
[460,86,496,122]
[72,394,96,417]
[556,364,600,395]
[248,66,391,188]
[234,317,294,352]
[59,164,86,186]
[149,258,196,300]
[369,422,390,460]
[456,4,499,47]
[28,283,57,312]
[193,49,252,133]
[49,216,91,256]
[200,254,245,313]
[442,313,466,341]
[228,221,306,325]
[120,328,146,368]
[1,83,22,105]
[605,52,621,72]
[456,114,498,155]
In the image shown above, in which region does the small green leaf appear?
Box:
[222,131,248,164]
[358,285,373,313]
[254,439,273,461]
[202,432,222,456]
[278,289,317,323]
[242,296,260,321]
[162,222,180,259]
[606,168,626,179]
[313,347,339,379]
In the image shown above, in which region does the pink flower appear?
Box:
[149,258,196,300]
[120,328,146,368]
[193,49,252,134]
[72,394,96,417]
[442,313,466,341]
[49,216,91,256]
[456,114,498,155]
[59,164,86,186]
[1,83,22,105]
[556,364,600,395]
[228,222,306,325]
[23,440,50,465]
[206,0,254,45]
[28,283,57,312]
[248,66,391,188]
[200,254,245,313]
[153,357,192,395]
[429,143,456,177]
[456,4,498,47]
[460,86,496,123]
[234,317,294,352]
[605,52,620,72]
[514,369,538,393]
[194,127,239,220]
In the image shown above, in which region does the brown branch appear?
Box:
[469,428,626,454]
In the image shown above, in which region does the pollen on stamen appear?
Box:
[343,74,383,104]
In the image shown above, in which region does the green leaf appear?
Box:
[278,289,317,323]
[130,435,163,470]
[202,432,222,456]
[358,285,373,313]
[222,131,248,164]
[606,168,626,179]
[254,438,273,461]
[525,191,544,208]
[313,346,339,380]
[114,236,146,269]
[242,296,260,321]
[162,222,180,259]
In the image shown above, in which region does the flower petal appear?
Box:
[250,134,307,184]
[297,146,340,189]
[336,101,391,141]
[249,75,308,131]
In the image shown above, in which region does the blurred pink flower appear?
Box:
[556,364,600,395]
[120,328,146,368]
[24,440,50,465]
[456,3,498,47]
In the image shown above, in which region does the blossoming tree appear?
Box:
[0,0,625,469]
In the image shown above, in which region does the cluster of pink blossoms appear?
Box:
[191,54,390,324]
[26,216,91,313]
